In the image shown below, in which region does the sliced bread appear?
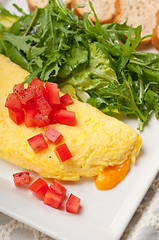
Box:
[114,0,159,45]
[71,0,116,24]
[27,0,72,12]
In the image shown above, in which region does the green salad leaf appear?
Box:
[0,0,159,130]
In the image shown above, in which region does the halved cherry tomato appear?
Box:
[27,133,48,153]
[60,93,74,106]
[66,193,81,214]
[13,172,30,186]
[8,108,25,125]
[50,180,67,198]
[45,82,60,105]
[44,189,65,209]
[24,109,38,127]
[36,96,52,116]
[55,110,76,126]
[54,143,72,162]
[29,78,46,99]
[5,93,22,110]
[44,125,63,144]
[29,178,49,200]
[33,113,50,127]
[13,83,24,94]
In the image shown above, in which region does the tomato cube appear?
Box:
[29,78,46,99]
[8,108,25,125]
[36,96,52,116]
[60,93,74,106]
[44,189,65,209]
[29,178,49,200]
[66,193,81,214]
[49,104,66,124]
[45,82,60,105]
[24,109,38,127]
[5,93,22,110]
[33,113,49,127]
[50,180,67,198]
[18,87,35,105]
[55,110,76,126]
[13,172,30,186]
[13,83,24,94]
[44,125,63,144]
[54,143,72,162]
[27,133,48,153]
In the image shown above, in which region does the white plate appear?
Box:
[0,1,159,240]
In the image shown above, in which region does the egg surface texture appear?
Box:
[0,54,142,181]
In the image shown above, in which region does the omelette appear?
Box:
[0,54,142,181]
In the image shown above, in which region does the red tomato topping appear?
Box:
[50,180,67,198]
[45,82,60,105]
[13,172,30,186]
[5,93,22,110]
[18,87,35,105]
[44,125,63,144]
[55,110,76,126]
[33,113,50,127]
[36,95,52,116]
[54,143,72,162]
[66,193,81,214]
[29,78,46,99]
[24,109,38,127]
[27,133,48,153]
[13,83,24,94]
[44,189,65,209]
[29,178,49,200]
[60,93,74,106]
[8,108,25,125]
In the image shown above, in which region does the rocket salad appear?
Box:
[0,0,159,130]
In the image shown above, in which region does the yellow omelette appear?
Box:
[0,54,142,181]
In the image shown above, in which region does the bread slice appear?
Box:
[114,0,159,45]
[27,0,72,12]
[152,10,159,51]
[71,0,116,24]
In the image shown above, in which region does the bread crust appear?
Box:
[152,10,159,51]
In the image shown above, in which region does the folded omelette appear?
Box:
[0,54,142,181]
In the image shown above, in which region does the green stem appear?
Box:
[23,8,38,36]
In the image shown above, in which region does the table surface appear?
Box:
[0,172,159,240]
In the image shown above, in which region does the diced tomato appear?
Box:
[29,78,46,99]
[27,133,48,153]
[50,180,67,198]
[49,110,57,124]
[44,125,63,144]
[51,103,66,112]
[22,99,37,112]
[45,82,60,105]
[13,172,30,186]
[24,109,38,127]
[36,96,52,116]
[33,113,50,127]
[29,178,49,200]
[18,86,35,105]
[8,108,25,125]
[54,143,72,162]
[44,189,65,209]
[55,110,76,126]
[66,193,81,214]
[60,93,74,106]
[13,83,24,94]
[5,93,22,110]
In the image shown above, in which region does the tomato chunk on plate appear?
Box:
[55,109,76,126]
[5,93,22,110]
[45,82,60,105]
[28,78,46,99]
[18,86,35,105]
[13,82,24,94]
[44,125,63,144]
[36,95,52,116]
[29,178,49,200]
[27,133,48,153]
[24,109,38,127]
[8,108,25,125]
[50,180,67,198]
[13,172,30,186]
[66,193,81,214]
[44,189,65,209]
[33,113,50,127]
[54,143,72,162]
[60,93,74,106]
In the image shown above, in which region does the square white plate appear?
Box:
[0,1,159,239]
